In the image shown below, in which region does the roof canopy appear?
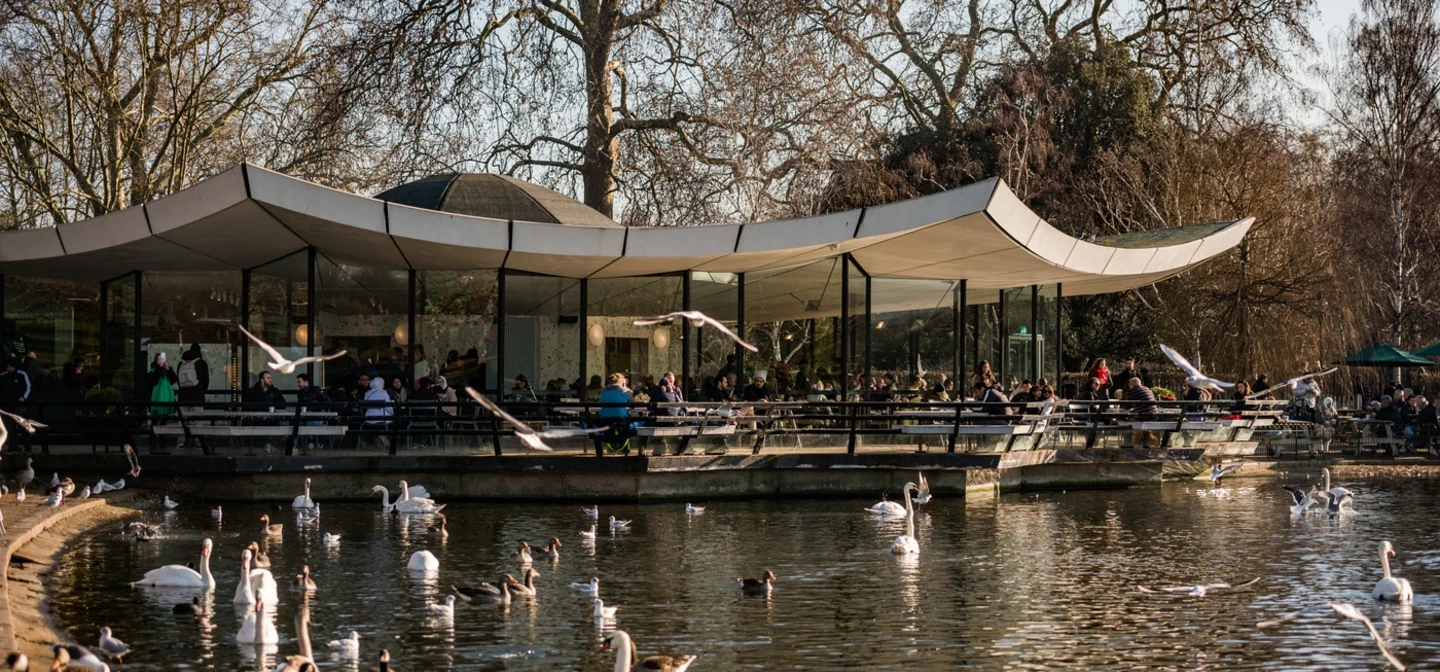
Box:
[0,163,1251,304]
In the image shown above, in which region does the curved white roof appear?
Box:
[0,163,1251,301]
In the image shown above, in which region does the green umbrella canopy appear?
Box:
[1412,341,1440,358]
[1338,343,1435,367]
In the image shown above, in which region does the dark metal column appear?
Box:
[956,280,966,391]
[306,247,317,380]
[862,266,872,385]
[840,259,849,396]
[1055,283,1064,389]
[406,269,417,385]
[735,273,746,381]
[997,290,1007,386]
[1031,284,1040,382]
[578,279,587,399]
[496,270,506,397]
[99,280,109,381]
[132,272,143,398]
[240,269,251,391]
[681,273,691,394]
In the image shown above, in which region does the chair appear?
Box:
[445,403,481,449]
[407,406,442,452]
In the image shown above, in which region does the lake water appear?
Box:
[49,478,1440,670]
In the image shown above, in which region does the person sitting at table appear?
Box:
[594,373,637,456]
[388,376,409,403]
[243,371,286,409]
[433,375,458,416]
[1123,377,1158,418]
[1229,381,1253,415]
[706,375,735,403]
[362,376,393,426]
[1072,377,1108,415]
[743,375,771,403]
[650,371,684,417]
[975,380,1010,422]
[295,373,328,406]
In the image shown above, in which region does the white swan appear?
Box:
[685,503,704,514]
[233,549,279,606]
[571,577,600,596]
[132,538,215,588]
[408,550,439,572]
[371,486,445,514]
[891,482,920,555]
[235,599,279,644]
[428,595,456,618]
[1322,468,1354,512]
[397,481,437,506]
[865,497,907,516]
[593,598,618,619]
[601,630,697,672]
[292,478,314,509]
[327,631,360,659]
[1373,540,1415,603]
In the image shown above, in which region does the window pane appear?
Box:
[744,259,842,396]
[503,272,581,400]
[145,271,241,401]
[689,271,740,394]
[421,270,499,395]
[3,276,101,398]
[249,251,311,392]
[586,276,683,398]
[315,254,408,394]
[104,275,137,395]
[846,258,866,395]
[1005,287,1034,385]
[871,277,956,395]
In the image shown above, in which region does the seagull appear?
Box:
[428,594,456,618]
[1207,463,1243,483]
[236,323,347,375]
[685,503,704,515]
[579,524,597,540]
[1137,576,1260,597]
[323,533,341,548]
[593,598,618,619]
[327,631,360,659]
[40,491,62,507]
[571,578,600,595]
[581,505,599,518]
[1160,344,1233,392]
[123,444,141,478]
[14,488,24,503]
[77,486,91,500]
[632,311,758,352]
[609,516,632,530]
[212,506,222,521]
[1258,602,1405,670]
[97,627,129,663]
[463,386,605,451]
[1248,368,1339,399]
[1282,486,1319,514]
[163,496,179,510]
[912,472,932,505]
[1329,491,1355,516]
[0,409,46,435]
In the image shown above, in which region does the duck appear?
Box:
[235,598,279,644]
[370,486,445,514]
[366,649,392,672]
[600,630,697,672]
[233,549,279,605]
[97,627,129,664]
[292,477,315,509]
[531,538,562,560]
[684,503,704,514]
[132,538,215,588]
[593,598,618,619]
[292,564,318,592]
[507,542,532,565]
[246,541,272,569]
[260,514,283,536]
[54,478,75,496]
[163,495,179,509]
[126,522,159,541]
[172,596,201,615]
[1373,540,1415,603]
[49,644,110,672]
[408,550,439,572]
[427,595,456,618]
[327,631,360,659]
[507,568,540,597]
[738,570,776,594]
[890,481,920,555]
[571,577,600,596]
[609,516,632,530]
[453,578,515,604]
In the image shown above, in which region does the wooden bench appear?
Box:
[153,425,346,437]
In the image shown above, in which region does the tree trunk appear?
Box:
[581,0,619,218]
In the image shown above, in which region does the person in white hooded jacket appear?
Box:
[363,376,393,425]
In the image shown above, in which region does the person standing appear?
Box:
[176,343,210,409]
[1112,359,1138,396]
[0,358,32,452]
[147,352,178,418]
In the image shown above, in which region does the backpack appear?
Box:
[177,358,200,388]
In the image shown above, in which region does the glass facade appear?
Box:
[1005,286,1035,386]
[419,270,500,395]
[689,271,740,394]
[586,276,684,395]
[248,251,310,392]
[315,254,409,394]
[869,277,957,391]
[845,258,867,395]
[503,272,581,400]
[103,274,137,394]
[145,271,242,399]
[1,276,101,396]
[1037,285,1060,387]
[972,293,1002,391]
[743,259,842,395]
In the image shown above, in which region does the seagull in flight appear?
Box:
[464,387,605,451]
[1207,462,1243,483]
[911,472,932,505]
[1137,576,1260,597]
[1282,485,1320,514]
[1258,602,1405,670]
[0,408,47,438]
[236,323,346,374]
[1161,344,1233,392]
[633,311,758,352]
[1248,367,1339,400]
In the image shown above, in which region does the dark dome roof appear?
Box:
[375,173,619,227]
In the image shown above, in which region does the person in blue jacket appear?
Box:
[595,373,636,456]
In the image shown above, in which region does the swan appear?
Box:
[274,605,317,671]
[97,627,129,663]
[292,478,315,509]
[49,644,110,672]
[408,550,439,572]
[397,481,437,506]
[371,486,445,514]
[428,595,456,618]
[1373,541,1414,603]
[323,533,341,548]
[1282,486,1318,514]
[531,538,562,560]
[260,515,283,536]
[609,516,632,530]
[235,599,279,644]
[738,571,776,594]
[327,631,360,659]
[600,630,697,672]
[571,577,600,596]
[865,497,907,516]
[582,505,599,518]
[507,568,540,597]
[292,565,317,592]
[246,542,272,569]
[1322,468,1354,506]
[593,598,618,619]
[163,495,179,509]
[233,549,279,605]
[507,542,532,565]
[133,538,215,588]
[890,482,920,555]
[580,525,597,540]
[685,503,704,514]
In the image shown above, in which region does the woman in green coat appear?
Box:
[147,352,178,417]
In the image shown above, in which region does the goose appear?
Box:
[1207,462,1243,483]
[1137,576,1261,597]
[2,653,24,671]
[593,598,618,619]
[738,571,776,594]
[1282,486,1318,514]
[12,457,33,492]
[507,568,540,597]
[452,578,515,604]
[429,515,449,540]
[461,387,605,451]
[571,577,600,596]
[260,515,283,536]
[890,482,920,555]
[507,542,533,565]
[684,503,705,515]
[580,525,598,540]
[172,597,201,615]
[408,550,439,572]
[327,631,360,659]
[1258,602,1405,670]
[235,598,279,644]
[1160,344,1234,392]
[292,478,315,509]
[246,542,272,569]
[123,444,142,478]
[609,516,632,531]
[633,311,758,352]
[97,627,129,663]
[132,538,215,588]
[427,595,456,618]
[48,644,109,672]
[600,630,697,672]
[912,472,932,505]
[1373,540,1414,603]
[233,549,280,605]
[323,533,341,548]
[864,497,907,516]
[582,505,599,518]
[531,538,562,560]
[367,649,392,672]
[237,324,347,374]
[212,506,223,521]
[292,565,318,592]
[55,478,75,496]
[370,486,445,514]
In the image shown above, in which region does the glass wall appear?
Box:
[1037,285,1060,387]
[587,276,683,397]
[103,275,137,394]
[743,259,842,396]
[972,292,1001,393]
[145,271,242,399]
[420,270,500,395]
[1002,287,1033,386]
[689,271,740,395]
[845,257,867,396]
[1,276,101,397]
[870,278,957,393]
[503,272,581,399]
[247,251,311,392]
[315,254,409,394]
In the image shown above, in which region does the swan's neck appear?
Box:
[297,611,312,659]
[903,488,915,538]
[376,487,392,507]
[399,482,410,500]
[1323,469,1330,491]
[304,481,311,499]
[241,559,255,602]
[1381,547,1393,578]
[200,549,213,586]
[613,632,632,672]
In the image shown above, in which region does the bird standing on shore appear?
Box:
[97,627,129,664]
[13,457,33,493]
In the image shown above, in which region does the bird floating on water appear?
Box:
[1373,540,1414,603]
[327,631,360,659]
[600,630,697,672]
[163,495,179,509]
[428,595,456,618]
[571,577,600,596]
[685,503,705,515]
[593,598,618,619]
[890,481,920,555]
[738,571,776,594]
[582,505,599,518]
[408,550,440,572]
[609,516,632,530]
